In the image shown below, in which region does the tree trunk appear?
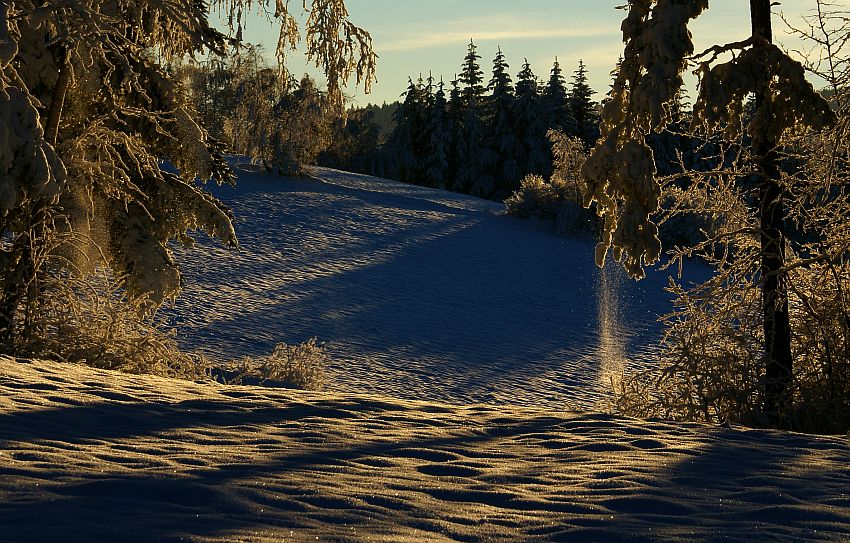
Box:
[0,47,69,347]
[751,0,794,421]
[44,47,72,146]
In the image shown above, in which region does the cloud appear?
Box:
[377,16,615,53]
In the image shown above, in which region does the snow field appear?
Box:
[171,165,679,410]
[0,356,848,542]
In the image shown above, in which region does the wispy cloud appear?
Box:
[377,16,614,53]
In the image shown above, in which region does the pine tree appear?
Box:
[513,59,549,178]
[423,79,450,187]
[568,60,599,148]
[459,39,486,108]
[542,57,576,136]
[486,47,520,196]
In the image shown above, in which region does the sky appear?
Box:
[225,1,820,106]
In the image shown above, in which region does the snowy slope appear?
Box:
[171,165,696,410]
[1,356,848,543]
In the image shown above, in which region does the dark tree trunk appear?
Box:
[0,47,68,347]
[751,0,794,421]
[45,47,72,146]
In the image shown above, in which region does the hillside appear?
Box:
[170,164,688,410]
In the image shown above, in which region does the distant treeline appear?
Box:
[184,41,604,201]
[344,40,602,200]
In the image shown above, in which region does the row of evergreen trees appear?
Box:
[383,40,600,200]
[182,40,605,203]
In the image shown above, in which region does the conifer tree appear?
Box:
[487,47,520,196]
[568,60,600,148]
[459,39,486,108]
[513,59,549,177]
[543,58,577,136]
[445,77,465,192]
[455,41,493,196]
[388,76,426,182]
[0,0,376,347]
[423,79,450,187]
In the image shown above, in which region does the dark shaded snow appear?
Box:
[170,165,696,410]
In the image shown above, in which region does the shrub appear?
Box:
[504,174,562,220]
[615,263,850,434]
[216,338,328,390]
[505,131,598,234]
[14,268,208,379]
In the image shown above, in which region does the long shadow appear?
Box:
[172,167,684,409]
[583,428,850,542]
[0,398,564,542]
[211,168,493,219]
[0,398,362,444]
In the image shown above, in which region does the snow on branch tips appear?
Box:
[691,43,835,144]
[582,0,707,279]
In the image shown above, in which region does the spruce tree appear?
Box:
[445,77,465,192]
[487,47,520,197]
[543,57,576,136]
[455,40,492,196]
[459,39,486,108]
[513,59,549,177]
[568,60,600,148]
[423,79,450,188]
[388,76,426,182]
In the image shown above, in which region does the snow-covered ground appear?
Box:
[2,167,849,541]
[1,356,848,542]
[171,165,693,410]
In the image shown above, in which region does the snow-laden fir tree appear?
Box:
[543,58,577,137]
[423,78,451,188]
[568,60,599,148]
[0,0,240,348]
[456,41,493,197]
[0,0,376,353]
[388,76,429,183]
[513,59,549,178]
[487,47,520,197]
[445,77,465,192]
[459,39,486,108]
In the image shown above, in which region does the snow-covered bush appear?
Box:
[505,130,596,233]
[617,260,850,433]
[16,268,207,379]
[219,339,327,390]
[504,174,562,220]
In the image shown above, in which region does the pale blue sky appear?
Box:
[227,1,817,106]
